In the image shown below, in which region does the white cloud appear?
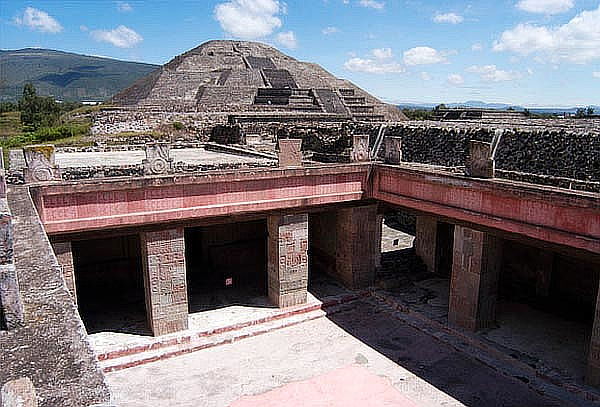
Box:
[447,73,464,85]
[372,47,393,59]
[471,43,483,51]
[344,48,404,74]
[403,47,447,66]
[275,31,297,49]
[466,65,522,82]
[14,7,63,33]
[493,6,600,63]
[516,0,573,14]
[117,2,133,12]
[214,0,283,39]
[322,26,339,35]
[80,25,89,32]
[91,25,143,48]
[433,13,464,24]
[359,0,385,10]
[420,72,432,81]
[593,72,600,78]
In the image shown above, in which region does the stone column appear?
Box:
[1,377,38,407]
[587,285,600,387]
[143,143,173,175]
[414,215,438,274]
[351,135,370,162]
[336,205,380,289]
[466,140,495,178]
[278,139,303,168]
[448,226,502,331]
[267,214,309,307]
[140,228,188,336]
[384,136,402,164]
[51,242,77,304]
[22,145,61,183]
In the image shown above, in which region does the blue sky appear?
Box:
[1,0,600,106]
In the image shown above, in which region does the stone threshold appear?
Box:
[96,290,369,373]
[370,289,600,407]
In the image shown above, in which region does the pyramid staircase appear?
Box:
[338,88,385,121]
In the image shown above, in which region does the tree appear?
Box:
[18,83,61,130]
[587,106,595,116]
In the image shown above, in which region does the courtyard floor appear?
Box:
[106,298,564,407]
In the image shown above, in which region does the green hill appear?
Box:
[0,48,159,102]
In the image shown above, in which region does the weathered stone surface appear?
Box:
[268,214,309,307]
[50,242,77,304]
[587,280,600,387]
[467,140,494,178]
[0,186,110,407]
[278,139,303,167]
[143,143,173,175]
[335,205,381,289]
[0,263,23,330]
[448,226,503,331]
[0,377,38,407]
[141,228,189,336]
[112,40,405,122]
[351,135,370,162]
[0,199,13,265]
[384,136,402,164]
[414,216,437,274]
[22,145,61,183]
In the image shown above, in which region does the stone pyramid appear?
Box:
[112,40,406,121]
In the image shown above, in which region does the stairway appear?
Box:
[338,88,385,121]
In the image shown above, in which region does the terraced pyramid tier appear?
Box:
[112,40,406,122]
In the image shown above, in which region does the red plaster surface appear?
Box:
[229,365,419,407]
[373,165,600,254]
[37,166,368,234]
[32,163,599,255]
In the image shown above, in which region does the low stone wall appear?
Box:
[381,125,599,182]
[0,186,110,406]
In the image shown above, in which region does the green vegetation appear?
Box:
[0,84,92,156]
[172,121,185,131]
[402,109,434,120]
[576,106,596,118]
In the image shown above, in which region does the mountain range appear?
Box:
[0,48,158,102]
[396,100,600,115]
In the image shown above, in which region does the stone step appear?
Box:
[100,308,327,373]
[339,88,355,97]
[96,291,368,373]
[348,105,375,113]
[343,96,367,105]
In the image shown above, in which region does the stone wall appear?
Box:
[0,186,110,406]
[382,125,599,182]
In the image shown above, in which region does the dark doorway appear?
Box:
[492,240,598,381]
[435,222,454,278]
[185,220,269,312]
[72,234,147,334]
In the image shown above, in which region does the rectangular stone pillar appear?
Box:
[448,226,502,331]
[51,242,77,304]
[268,214,309,307]
[141,228,188,336]
[587,283,600,387]
[278,139,303,168]
[336,205,380,289]
[414,215,438,274]
[466,140,495,178]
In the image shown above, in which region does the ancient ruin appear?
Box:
[109,40,405,127]
[0,40,599,407]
